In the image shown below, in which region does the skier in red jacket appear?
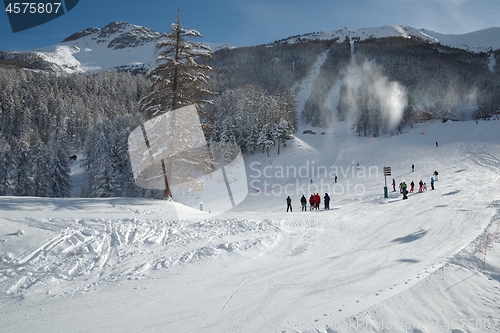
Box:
[309,194,315,211]
[314,193,321,210]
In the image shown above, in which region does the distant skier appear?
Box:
[423,182,427,191]
[300,195,307,212]
[401,182,408,199]
[309,194,315,211]
[430,177,435,190]
[410,181,415,193]
[286,196,292,212]
[411,164,415,172]
[324,193,330,210]
[314,193,321,210]
[401,181,408,194]
[418,180,423,193]
[335,175,338,183]
[433,170,439,181]
[436,141,439,147]
[392,179,396,192]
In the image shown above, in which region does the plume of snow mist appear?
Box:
[372,74,407,129]
[344,60,407,131]
[488,53,496,73]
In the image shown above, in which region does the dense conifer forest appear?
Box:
[0,36,499,198]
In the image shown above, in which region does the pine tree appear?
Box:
[140,11,214,120]
[0,143,13,196]
[258,124,274,157]
[47,135,72,198]
[274,117,291,155]
[82,122,112,197]
[139,11,215,199]
[33,139,51,197]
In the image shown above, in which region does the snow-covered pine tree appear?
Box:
[219,117,239,162]
[258,124,274,158]
[0,143,13,195]
[82,121,112,197]
[47,134,72,198]
[32,138,51,197]
[246,124,260,155]
[140,11,214,121]
[10,134,34,196]
[139,11,215,199]
[274,117,290,155]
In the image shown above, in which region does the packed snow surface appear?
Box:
[1,119,500,332]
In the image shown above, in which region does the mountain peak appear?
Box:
[62,21,161,50]
[62,27,100,43]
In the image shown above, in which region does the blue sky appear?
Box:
[1,0,499,51]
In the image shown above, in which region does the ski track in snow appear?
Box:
[0,217,280,302]
[293,49,330,117]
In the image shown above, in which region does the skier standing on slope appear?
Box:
[411,164,415,172]
[410,181,415,193]
[314,193,321,210]
[430,177,435,190]
[286,196,292,212]
[401,182,408,199]
[300,195,307,212]
[418,180,424,193]
[309,194,315,211]
[433,170,439,181]
[392,179,396,192]
[324,193,330,210]
[402,187,409,200]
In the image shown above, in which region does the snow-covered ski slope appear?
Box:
[1,119,500,333]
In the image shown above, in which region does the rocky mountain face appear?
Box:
[62,21,161,50]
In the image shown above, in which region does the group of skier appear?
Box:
[391,166,439,200]
[287,193,331,212]
[286,165,440,211]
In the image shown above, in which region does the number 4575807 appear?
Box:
[5,2,62,14]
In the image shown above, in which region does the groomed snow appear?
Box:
[1,119,500,333]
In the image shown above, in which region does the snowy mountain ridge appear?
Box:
[275,24,500,53]
[29,21,234,73]
[4,21,499,74]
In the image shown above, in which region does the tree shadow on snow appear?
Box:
[396,258,421,264]
[391,229,428,244]
[442,190,461,196]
